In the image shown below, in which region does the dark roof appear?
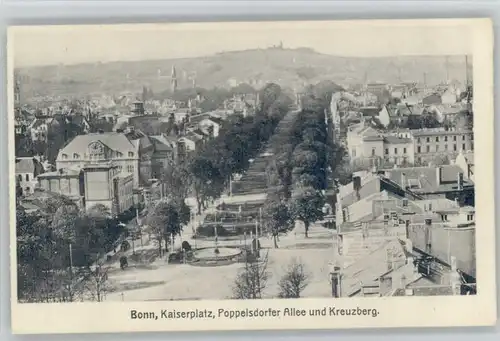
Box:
[380,165,474,193]
[208,116,224,125]
[359,107,380,117]
[189,113,211,125]
[150,135,175,152]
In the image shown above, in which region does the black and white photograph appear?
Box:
[8,19,495,333]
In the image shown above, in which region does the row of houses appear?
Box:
[346,121,474,168]
[328,163,476,297]
[15,99,241,217]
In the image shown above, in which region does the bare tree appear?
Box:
[233,251,270,299]
[277,258,310,298]
[83,262,111,302]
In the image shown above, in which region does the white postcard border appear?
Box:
[8,18,496,334]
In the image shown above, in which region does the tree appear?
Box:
[146,201,183,255]
[277,258,310,298]
[258,83,282,114]
[263,199,293,248]
[160,165,191,205]
[189,157,224,213]
[39,194,78,216]
[291,187,325,238]
[83,262,110,302]
[51,204,80,242]
[232,251,270,299]
[178,200,191,226]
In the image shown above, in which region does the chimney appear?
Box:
[457,172,464,191]
[353,176,362,201]
[424,219,432,253]
[386,248,394,271]
[403,218,411,236]
[436,166,443,185]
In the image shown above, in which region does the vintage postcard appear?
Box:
[8,19,496,334]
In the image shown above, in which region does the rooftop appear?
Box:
[58,132,138,159]
[38,168,81,178]
[384,136,412,144]
[379,165,474,193]
[411,128,472,137]
[15,157,37,174]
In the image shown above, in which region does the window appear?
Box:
[470,134,474,141]
[417,146,421,153]
[462,135,466,140]
[435,137,439,142]
[403,147,407,154]
[394,148,398,154]
[453,144,457,151]
[62,154,68,160]
[117,152,123,157]
[471,143,474,150]
[385,148,389,155]
[462,143,466,151]
[453,136,457,141]
[17,174,22,182]
[417,138,421,143]
[25,187,30,194]
[444,145,448,150]
[73,153,79,159]
[128,152,134,157]
[426,146,430,152]
[371,148,376,156]
[467,214,474,221]
[444,136,448,142]
[127,165,134,173]
[352,150,356,157]
[435,145,439,152]
[442,215,448,222]
[25,174,29,181]
[426,137,430,143]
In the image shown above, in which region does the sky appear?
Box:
[9,19,478,68]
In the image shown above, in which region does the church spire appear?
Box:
[171,65,178,93]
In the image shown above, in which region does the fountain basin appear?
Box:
[192,247,242,262]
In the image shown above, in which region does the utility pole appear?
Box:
[68,243,74,301]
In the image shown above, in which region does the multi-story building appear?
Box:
[149,134,177,179]
[37,162,134,216]
[15,157,45,196]
[37,168,83,204]
[347,123,414,168]
[411,128,474,165]
[82,162,134,215]
[56,130,153,189]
